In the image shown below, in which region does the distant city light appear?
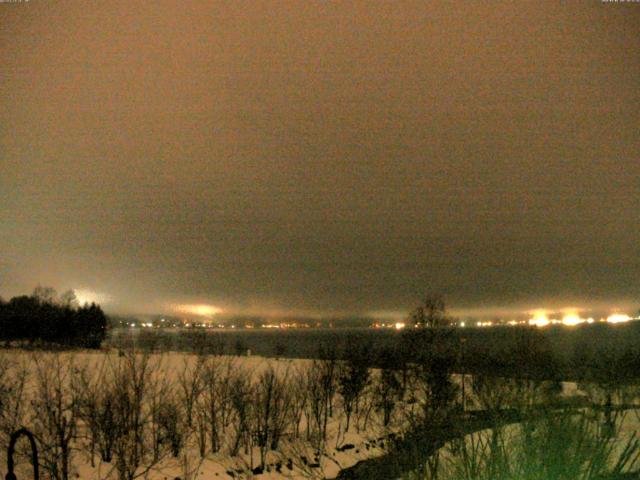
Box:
[394,322,406,330]
[606,314,631,324]
[529,312,550,328]
[476,321,493,327]
[561,314,584,327]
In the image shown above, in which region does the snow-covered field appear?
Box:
[1,349,636,480]
[0,350,413,480]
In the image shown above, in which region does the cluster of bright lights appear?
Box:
[560,314,582,326]
[606,314,632,324]
[372,321,407,330]
[526,311,634,328]
[261,322,312,329]
[476,321,494,327]
[529,313,550,327]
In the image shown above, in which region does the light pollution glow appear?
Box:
[73,289,112,306]
[172,304,223,317]
[527,310,634,328]
[65,290,639,328]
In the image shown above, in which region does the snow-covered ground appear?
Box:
[0,349,634,480]
[0,350,412,480]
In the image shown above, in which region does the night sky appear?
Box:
[1,2,639,319]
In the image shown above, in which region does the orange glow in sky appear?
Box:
[173,304,223,317]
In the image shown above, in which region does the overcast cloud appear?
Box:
[1,2,639,318]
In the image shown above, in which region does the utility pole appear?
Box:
[461,337,467,413]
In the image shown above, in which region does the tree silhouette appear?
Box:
[0,287,107,348]
[411,293,450,328]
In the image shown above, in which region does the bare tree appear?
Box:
[196,356,236,455]
[74,356,118,466]
[0,355,29,446]
[176,446,205,480]
[317,342,338,418]
[177,356,205,431]
[253,364,293,470]
[31,354,80,480]
[228,369,254,457]
[410,293,449,328]
[304,357,338,451]
[149,371,180,462]
[414,356,459,423]
[108,352,165,480]
[471,375,518,413]
[375,366,403,427]
[155,395,184,458]
[338,342,371,432]
[305,361,328,451]
[32,285,58,304]
[289,366,308,439]
[58,290,78,308]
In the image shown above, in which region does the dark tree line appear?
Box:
[0,288,107,348]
